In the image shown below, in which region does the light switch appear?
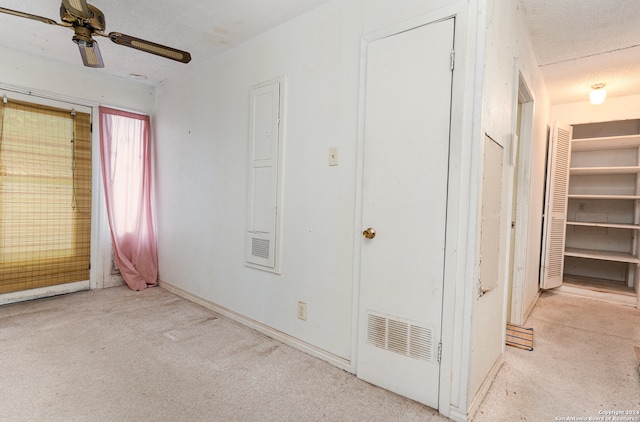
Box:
[329,147,339,166]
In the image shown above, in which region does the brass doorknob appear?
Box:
[362,228,376,239]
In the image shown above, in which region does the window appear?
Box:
[99,106,157,290]
[0,99,91,294]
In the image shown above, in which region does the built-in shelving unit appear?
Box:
[564,133,640,298]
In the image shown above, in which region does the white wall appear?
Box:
[154,0,363,361]
[551,94,640,124]
[0,46,154,113]
[465,0,550,414]
[154,0,486,419]
[153,0,475,362]
[0,45,155,293]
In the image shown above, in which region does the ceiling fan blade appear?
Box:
[108,32,192,64]
[61,0,90,19]
[76,39,104,68]
[0,6,59,25]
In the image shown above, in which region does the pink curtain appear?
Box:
[99,106,158,291]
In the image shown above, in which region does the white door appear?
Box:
[540,122,573,289]
[356,18,454,409]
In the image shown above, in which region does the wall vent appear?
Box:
[366,311,434,362]
[251,238,270,260]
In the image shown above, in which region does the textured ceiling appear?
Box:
[520,0,640,104]
[0,0,332,84]
[1,1,638,105]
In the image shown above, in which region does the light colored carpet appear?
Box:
[473,292,640,421]
[6,285,636,421]
[0,286,448,422]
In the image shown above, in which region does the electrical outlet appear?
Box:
[298,301,307,321]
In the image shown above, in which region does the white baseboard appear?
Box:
[522,289,542,323]
[158,280,352,372]
[466,355,504,421]
[105,274,126,288]
[0,280,90,305]
[447,406,469,422]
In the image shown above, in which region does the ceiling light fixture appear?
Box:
[590,83,606,105]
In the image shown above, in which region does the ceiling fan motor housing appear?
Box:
[60,3,105,32]
[72,26,93,45]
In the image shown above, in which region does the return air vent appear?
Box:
[251,238,270,260]
[366,311,434,362]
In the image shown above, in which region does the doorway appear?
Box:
[0,96,92,296]
[356,18,455,408]
[507,72,536,325]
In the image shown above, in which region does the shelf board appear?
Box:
[572,134,640,151]
[564,247,640,264]
[570,166,640,175]
[563,275,637,297]
[568,194,640,200]
[566,221,640,230]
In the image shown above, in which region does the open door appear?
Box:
[540,122,573,289]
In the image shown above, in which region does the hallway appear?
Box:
[474,292,640,420]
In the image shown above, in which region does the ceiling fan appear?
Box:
[0,0,191,68]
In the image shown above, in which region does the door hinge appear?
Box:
[437,341,442,363]
[450,49,455,71]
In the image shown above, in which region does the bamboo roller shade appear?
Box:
[0,99,92,294]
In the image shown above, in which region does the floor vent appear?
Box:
[366,312,434,362]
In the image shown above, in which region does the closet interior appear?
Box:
[563,119,640,305]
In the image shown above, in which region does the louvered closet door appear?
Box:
[540,122,573,289]
[356,18,454,409]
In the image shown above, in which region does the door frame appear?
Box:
[507,65,537,325]
[350,3,477,418]
[0,86,112,304]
